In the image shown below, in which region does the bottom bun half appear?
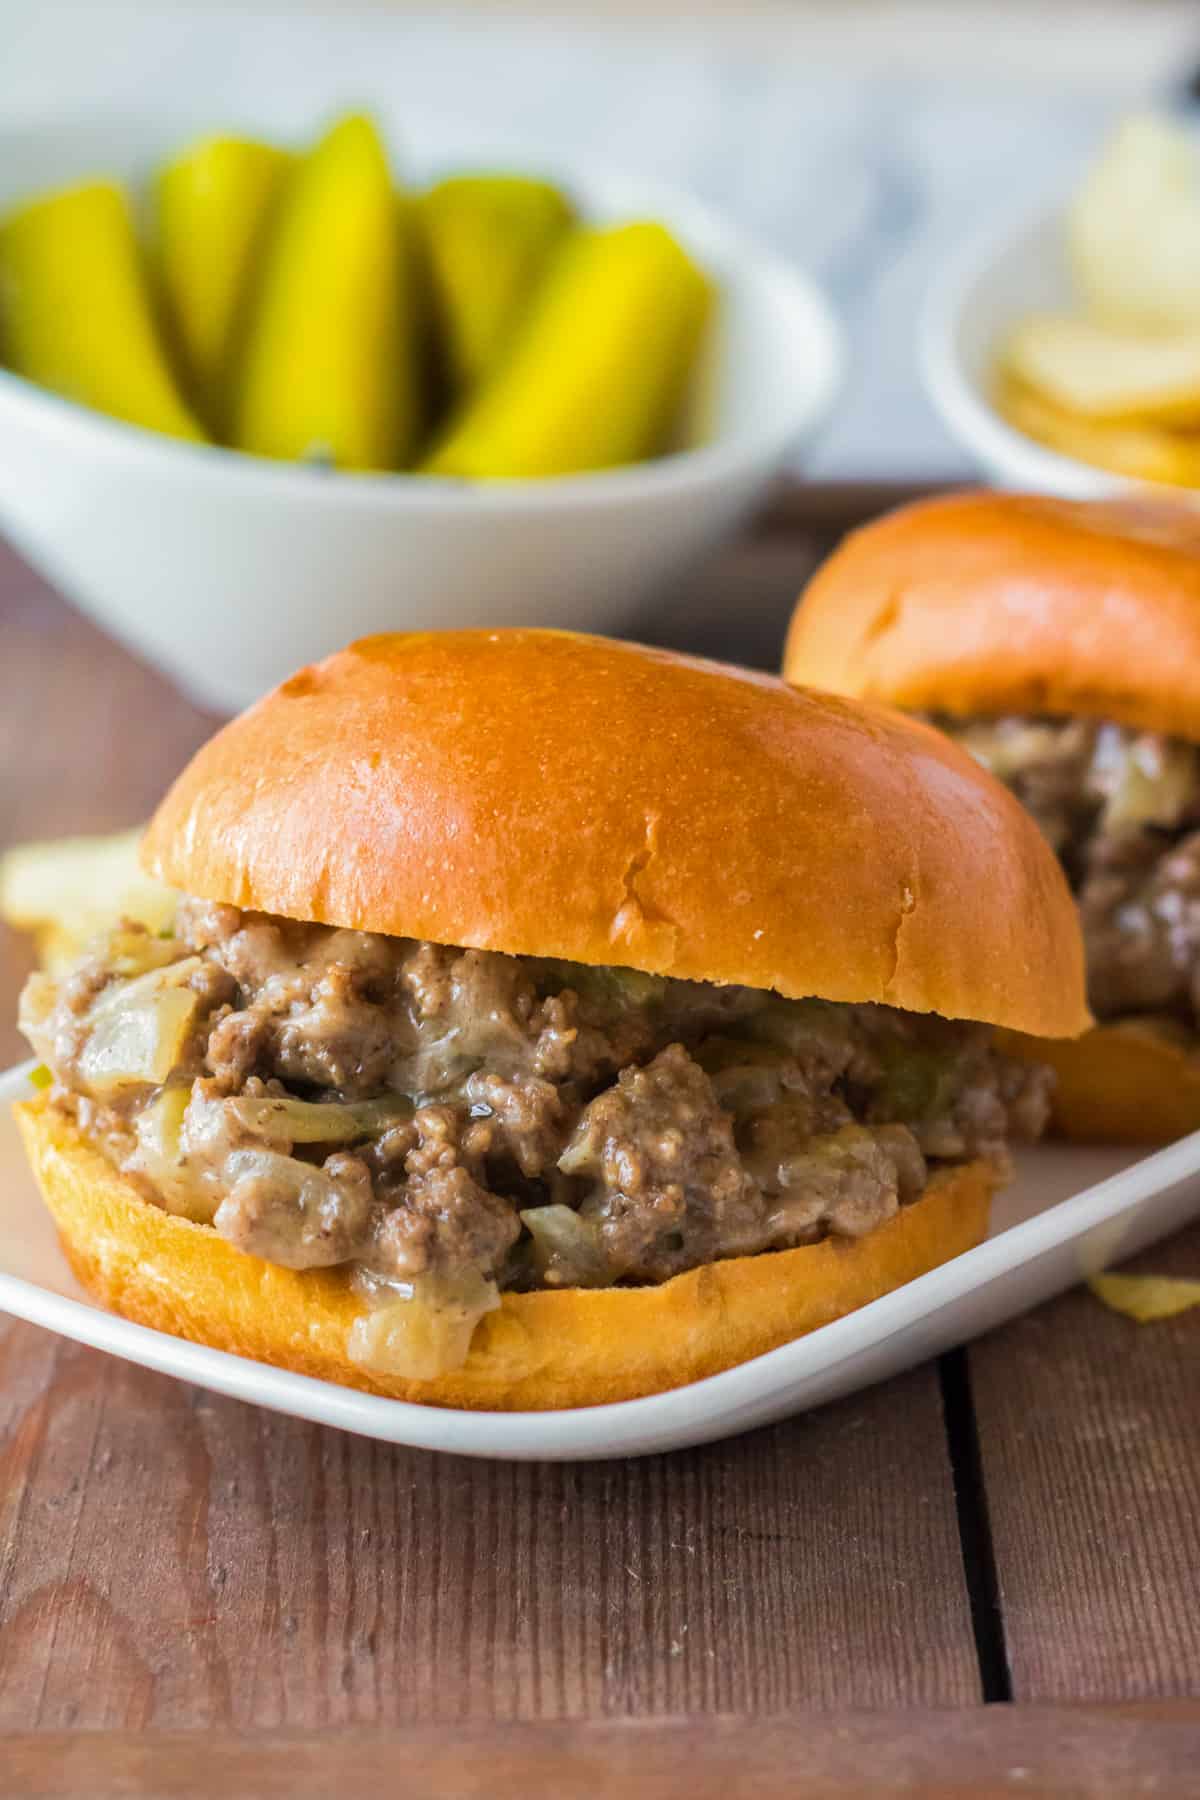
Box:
[15,1097,994,1411]
[1002,1023,1200,1146]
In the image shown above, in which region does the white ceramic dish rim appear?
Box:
[919,193,1197,501]
[0,110,844,514]
[2,1058,1199,1460]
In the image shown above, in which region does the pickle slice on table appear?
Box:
[423,219,714,478]
[419,173,573,396]
[233,112,422,471]
[0,180,205,441]
[154,133,293,430]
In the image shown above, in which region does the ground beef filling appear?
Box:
[934,714,1200,1030]
[20,902,1050,1306]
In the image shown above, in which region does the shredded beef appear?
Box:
[215,1147,375,1269]
[563,1043,759,1282]
[935,712,1200,1030]
[461,1071,565,1178]
[1080,828,1200,1021]
[370,1141,520,1284]
[21,905,1050,1294]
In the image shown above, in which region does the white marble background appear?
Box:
[4,1,1198,478]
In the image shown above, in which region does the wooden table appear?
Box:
[2,502,1199,1798]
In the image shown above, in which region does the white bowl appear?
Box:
[0,112,843,714]
[921,199,1197,501]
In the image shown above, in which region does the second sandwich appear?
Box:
[784,490,1200,1142]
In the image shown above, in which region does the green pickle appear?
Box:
[154,134,293,430]
[423,219,714,478]
[0,181,205,441]
[234,112,423,471]
[2,120,717,482]
[876,1049,961,1123]
[419,174,574,397]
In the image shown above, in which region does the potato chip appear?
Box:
[1069,113,1200,334]
[0,828,176,971]
[1089,1271,1200,1323]
[993,373,1200,488]
[1004,315,1200,425]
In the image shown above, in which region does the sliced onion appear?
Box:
[180,1081,240,1163]
[101,928,186,979]
[958,719,1067,782]
[555,1129,594,1177]
[347,1271,500,1379]
[1094,728,1199,831]
[129,1083,217,1221]
[79,959,202,1095]
[135,1083,189,1161]
[519,1203,611,1287]
[225,1093,411,1145]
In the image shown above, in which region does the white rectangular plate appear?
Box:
[2,1060,1199,1460]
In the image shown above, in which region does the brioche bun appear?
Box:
[1002,1022,1200,1145]
[143,628,1087,1038]
[16,1095,995,1410]
[20,631,1086,1407]
[783,490,1200,739]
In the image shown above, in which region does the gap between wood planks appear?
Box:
[939,1349,1012,1704]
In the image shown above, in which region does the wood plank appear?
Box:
[6,1706,1200,1799]
[0,1339,979,1725]
[970,1221,1200,1702]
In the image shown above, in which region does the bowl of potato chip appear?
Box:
[0,108,843,712]
[922,113,1200,500]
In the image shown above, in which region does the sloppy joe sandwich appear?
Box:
[15,630,1087,1408]
[784,490,1200,1142]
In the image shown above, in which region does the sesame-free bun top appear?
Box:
[784,491,1200,740]
[142,629,1088,1039]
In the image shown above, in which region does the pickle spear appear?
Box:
[0,180,205,441]
[233,112,421,471]
[423,220,713,478]
[154,133,293,430]
[419,174,573,396]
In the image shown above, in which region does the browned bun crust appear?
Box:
[16,1095,995,1410]
[1001,1022,1200,1144]
[142,629,1087,1039]
[783,491,1200,739]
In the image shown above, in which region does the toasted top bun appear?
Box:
[142,628,1088,1038]
[783,491,1200,739]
